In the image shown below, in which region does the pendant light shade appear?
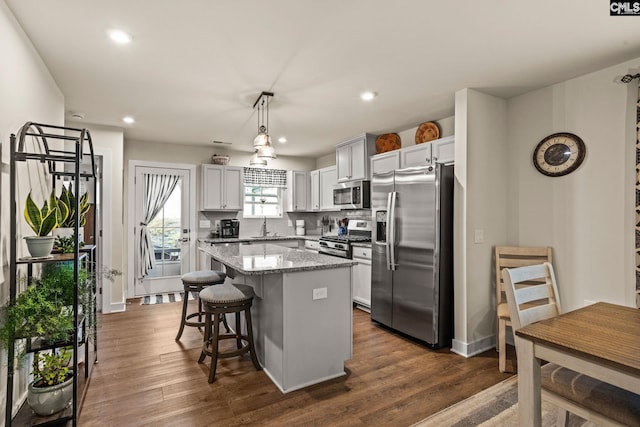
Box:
[251,91,276,164]
[257,142,276,159]
[250,151,267,167]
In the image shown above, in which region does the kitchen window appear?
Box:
[243,186,283,218]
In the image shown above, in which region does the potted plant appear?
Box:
[23,189,66,257]
[54,185,90,243]
[0,276,75,347]
[27,348,74,416]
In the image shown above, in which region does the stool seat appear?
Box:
[198,283,261,383]
[181,270,226,284]
[199,283,254,304]
[175,270,227,341]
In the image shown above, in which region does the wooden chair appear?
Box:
[502,263,640,426]
[495,246,552,373]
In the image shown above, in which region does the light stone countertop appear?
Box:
[199,242,356,275]
[198,235,322,244]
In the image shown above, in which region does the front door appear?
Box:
[133,166,192,296]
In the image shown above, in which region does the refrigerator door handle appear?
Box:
[385,192,392,270]
[388,191,397,271]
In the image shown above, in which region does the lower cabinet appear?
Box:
[351,246,371,310]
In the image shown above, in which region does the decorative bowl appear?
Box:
[211,154,230,165]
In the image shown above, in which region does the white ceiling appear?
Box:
[6,0,640,158]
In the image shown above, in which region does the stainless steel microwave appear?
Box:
[333,180,370,209]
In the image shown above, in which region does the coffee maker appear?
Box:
[220,219,240,238]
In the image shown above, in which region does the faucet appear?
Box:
[260,216,268,237]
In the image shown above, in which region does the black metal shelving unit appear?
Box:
[5,122,98,427]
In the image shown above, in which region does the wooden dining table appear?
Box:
[515,301,640,427]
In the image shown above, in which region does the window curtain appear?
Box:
[137,173,180,279]
[243,167,287,188]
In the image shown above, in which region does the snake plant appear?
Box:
[58,186,90,227]
[24,190,66,237]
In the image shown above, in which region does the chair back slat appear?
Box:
[519,303,559,327]
[515,283,555,305]
[501,262,561,332]
[495,246,553,306]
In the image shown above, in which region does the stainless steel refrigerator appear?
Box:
[371,163,454,348]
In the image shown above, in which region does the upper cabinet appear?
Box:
[201,165,243,211]
[286,170,308,212]
[309,170,320,211]
[430,135,455,164]
[371,151,401,176]
[336,133,376,182]
[319,166,337,211]
[371,135,456,175]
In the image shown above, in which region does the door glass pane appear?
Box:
[147,180,182,278]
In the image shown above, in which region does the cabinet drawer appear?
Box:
[352,247,371,260]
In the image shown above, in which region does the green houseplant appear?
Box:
[27,348,74,416]
[55,186,90,242]
[23,189,67,257]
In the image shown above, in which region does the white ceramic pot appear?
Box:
[24,236,55,258]
[27,374,73,416]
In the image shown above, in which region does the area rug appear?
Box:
[412,376,595,427]
[140,291,197,305]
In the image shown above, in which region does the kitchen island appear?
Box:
[199,243,356,393]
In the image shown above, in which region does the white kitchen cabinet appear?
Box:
[352,246,371,310]
[286,170,308,211]
[371,151,400,176]
[201,165,243,210]
[304,240,320,253]
[431,135,455,164]
[335,133,376,182]
[400,143,431,168]
[399,135,455,168]
[319,166,337,211]
[309,170,320,211]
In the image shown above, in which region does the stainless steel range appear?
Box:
[318,219,371,259]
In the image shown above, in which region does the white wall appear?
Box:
[68,123,126,313]
[454,57,640,356]
[506,57,639,311]
[452,89,509,357]
[0,0,64,423]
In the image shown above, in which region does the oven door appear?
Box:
[319,247,348,258]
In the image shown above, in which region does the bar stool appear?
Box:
[198,283,262,383]
[175,270,227,341]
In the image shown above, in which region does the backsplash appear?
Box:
[197,210,372,239]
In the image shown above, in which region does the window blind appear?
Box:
[243,167,287,188]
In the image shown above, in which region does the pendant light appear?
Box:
[252,91,276,162]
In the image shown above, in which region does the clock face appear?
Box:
[533,132,586,177]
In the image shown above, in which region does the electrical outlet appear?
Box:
[312,287,327,300]
[199,220,211,228]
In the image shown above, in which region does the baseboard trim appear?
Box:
[451,335,495,358]
[106,301,126,313]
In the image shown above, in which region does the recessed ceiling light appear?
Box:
[108,29,132,44]
[278,137,287,143]
[122,116,135,124]
[360,91,377,101]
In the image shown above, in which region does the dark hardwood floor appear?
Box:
[80,299,513,426]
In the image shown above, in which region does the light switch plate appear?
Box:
[312,287,327,300]
[474,229,484,244]
[288,219,293,227]
[200,220,211,228]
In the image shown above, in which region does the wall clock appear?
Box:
[532,132,586,177]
